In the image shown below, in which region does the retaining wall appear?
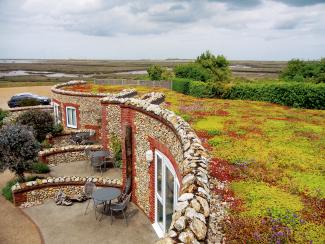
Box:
[39,145,102,165]
[11,176,122,206]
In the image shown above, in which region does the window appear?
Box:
[66,106,77,128]
[53,102,61,124]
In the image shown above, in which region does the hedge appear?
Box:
[222,82,325,109]
[188,81,215,98]
[172,78,191,94]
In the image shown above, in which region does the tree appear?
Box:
[16,110,54,142]
[174,63,212,81]
[147,65,164,80]
[195,51,231,82]
[0,125,40,181]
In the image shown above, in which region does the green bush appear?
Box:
[222,82,325,109]
[281,58,325,83]
[172,78,191,94]
[51,123,63,136]
[147,65,164,80]
[17,110,54,142]
[188,81,215,98]
[31,162,50,173]
[1,179,18,202]
[0,109,8,127]
[41,139,52,149]
[196,51,231,82]
[111,135,122,168]
[174,63,212,81]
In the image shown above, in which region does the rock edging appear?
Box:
[51,80,137,98]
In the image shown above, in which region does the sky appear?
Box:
[0,0,324,60]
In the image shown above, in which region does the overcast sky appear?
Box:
[0,0,324,60]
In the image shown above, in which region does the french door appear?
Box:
[154,150,180,237]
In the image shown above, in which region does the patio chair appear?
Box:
[84,182,96,215]
[110,193,131,226]
[91,156,107,175]
[83,182,105,219]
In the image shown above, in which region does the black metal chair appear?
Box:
[110,193,131,226]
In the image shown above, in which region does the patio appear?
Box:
[23,199,158,244]
[49,160,122,180]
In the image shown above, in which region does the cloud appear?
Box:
[0,0,324,59]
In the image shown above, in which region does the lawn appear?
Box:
[68,83,325,243]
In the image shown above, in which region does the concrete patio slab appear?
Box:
[50,160,122,179]
[23,199,158,244]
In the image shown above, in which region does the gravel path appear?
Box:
[0,86,52,109]
[0,170,43,244]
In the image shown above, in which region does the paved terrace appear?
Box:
[24,200,158,244]
[49,160,122,179]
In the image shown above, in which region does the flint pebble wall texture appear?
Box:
[101,96,211,243]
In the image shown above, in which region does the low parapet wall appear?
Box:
[101,97,210,243]
[11,176,122,207]
[39,145,102,165]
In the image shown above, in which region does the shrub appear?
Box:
[41,139,52,149]
[1,179,18,202]
[174,63,212,81]
[0,109,8,127]
[281,58,325,83]
[31,162,50,173]
[51,123,63,136]
[188,81,215,98]
[17,110,54,142]
[147,65,164,80]
[195,51,231,82]
[111,135,122,168]
[222,82,325,109]
[161,69,175,80]
[172,78,191,94]
[0,125,40,181]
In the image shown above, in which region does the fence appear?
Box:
[94,79,172,90]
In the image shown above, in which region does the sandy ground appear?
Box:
[24,200,158,244]
[0,86,52,109]
[0,170,42,244]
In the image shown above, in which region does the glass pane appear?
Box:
[67,108,71,125]
[165,166,174,231]
[157,155,162,197]
[157,199,164,229]
[72,109,76,126]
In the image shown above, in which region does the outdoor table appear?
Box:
[92,187,121,220]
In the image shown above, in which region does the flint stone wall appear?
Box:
[11,176,122,206]
[101,96,211,243]
[52,80,137,132]
[47,129,97,147]
[39,145,102,165]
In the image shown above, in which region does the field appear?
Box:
[64,83,325,243]
[0,59,286,87]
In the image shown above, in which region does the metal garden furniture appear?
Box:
[110,193,132,226]
[92,187,121,221]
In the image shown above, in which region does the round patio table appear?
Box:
[92,187,121,220]
[92,187,121,202]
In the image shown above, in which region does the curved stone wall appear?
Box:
[11,176,122,207]
[51,80,137,135]
[39,145,102,165]
[101,97,210,243]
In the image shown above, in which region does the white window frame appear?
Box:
[65,106,77,129]
[53,102,61,125]
[153,150,180,238]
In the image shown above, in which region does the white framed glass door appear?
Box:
[153,150,180,237]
